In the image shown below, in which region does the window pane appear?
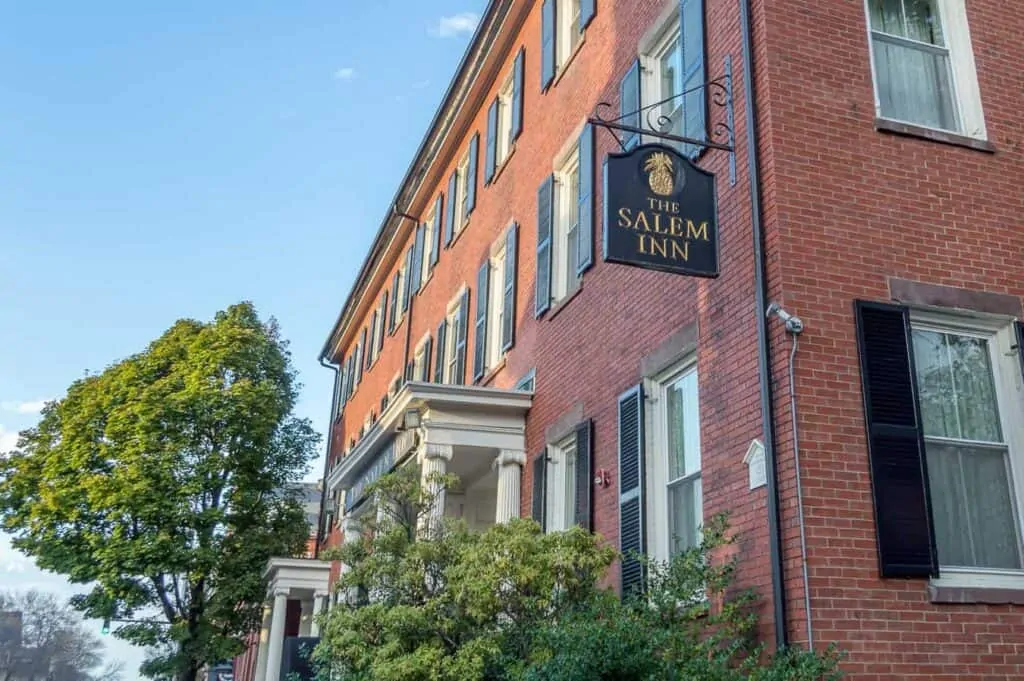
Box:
[872,38,957,131]
[926,441,1021,569]
[659,34,682,101]
[564,444,577,529]
[666,369,700,480]
[669,476,701,554]
[912,330,1002,442]
[869,0,943,44]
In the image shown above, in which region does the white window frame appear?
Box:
[486,237,507,371]
[644,358,701,563]
[442,292,463,384]
[639,7,683,143]
[388,373,401,399]
[412,333,430,382]
[545,433,578,533]
[910,310,1024,591]
[454,151,471,236]
[421,218,435,285]
[862,0,986,139]
[394,263,407,328]
[555,0,584,70]
[496,74,515,166]
[551,144,581,304]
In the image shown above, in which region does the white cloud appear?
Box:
[1,399,48,414]
[0,425,18,452]
[433,12,479,38]
[333,67,356,81]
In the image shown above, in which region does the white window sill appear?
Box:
[929,568,1024,605]
[875,117,995,153]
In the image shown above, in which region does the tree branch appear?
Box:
[151,576,179,624]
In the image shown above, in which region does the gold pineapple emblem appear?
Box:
[643,152,674,196]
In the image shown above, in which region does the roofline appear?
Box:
[318,0,518,362]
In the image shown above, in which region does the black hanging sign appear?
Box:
[602,144,719,278]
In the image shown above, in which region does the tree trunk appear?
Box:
[177,661,200,681]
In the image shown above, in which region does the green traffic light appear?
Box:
[101,617,110,635]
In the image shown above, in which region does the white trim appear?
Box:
[555,0,583,69]
[496,73,515,166]
[552,145,581,303]
[545,432,578,532]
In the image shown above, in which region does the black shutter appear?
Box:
[576,124,594,275]
[388,275,399,333]
[378,291,388,353]
[466,133,479,215]
[854,300,937,578]
[405,360,414,382]
[1015,322,1024,388]
[473,260,490,381]
[512,48,524,140]
[431,194,443,267]
[411,224,425,294]
[445,172,457,247]
[501,223,518,352]
[580,0,595,30]
[366,311,377,369]
[540,0,555,90]
[574,419,593,530]
[531,451,547,531]
[434,319,447,384]
[485,99,498,184]
[401,248,413,313]
[422,335,433,382]
[618,385,646,598]
[454,290,470,385]
[535,175,554,317]
[620,60,641,150]
[680,0,707,157]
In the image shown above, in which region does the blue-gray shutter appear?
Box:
[401,247,413,313]
[531,451,547,531]
[534,175,554,317]
[620,59,641,150]
[434,319,447,384]
[388,274,399,334]
[444,172,457,247]
[574,419,593,530]
[540,0,555,90]
[473,260,490,381]
[1016,322,1024,387]
[411,224,425,294]
[680,0,707,157]
[422,335,433,382]
[377,291,388,353]
[355,329,367,386]
[454,290,470,385]
[576,124,594,275]
[466,133,479,215]
[501,223,518,352]
[431,194,443,267]
[485,99,498,184]
[512,48,525,140]
[366,311,377,370]
[580,0,595,30]
[618,385,646,598]
[854,300,937,578]
[338,361,349,409]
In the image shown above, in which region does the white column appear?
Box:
[253,603,272,681]
[494,450,526,524]
[340,517,361,606]
[420,442,453,537]
[310,591,329,637]
[264,588,289,681]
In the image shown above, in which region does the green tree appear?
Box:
[0,303,319,681]
[316,471,842,681]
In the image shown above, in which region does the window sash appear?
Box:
[421,220,434,282]
[487,251,505,369]
[546,438,578,532]
[445,316,458,383]
[552,152,580,302]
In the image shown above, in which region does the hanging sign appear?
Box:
[603,144,719,278]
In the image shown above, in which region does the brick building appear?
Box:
[312,0,1024,678]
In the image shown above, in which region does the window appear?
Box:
[412,334,433,383]
[444,306,459,383]
[556,0,584,69]
[865,0,985,137]
[552,147,581,302]
[647,362,701,562]
[545,434,578,532]
[496,76,515,166]
[515,369,536,392]
[455,152,471,235]
[910,319,1022,571]
[394,265,407,328]
[644,18,683,141]
[421,218,435,285]
[486,245,506,370]
[440,291,469,385]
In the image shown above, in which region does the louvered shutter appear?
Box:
[854,300,937,578]
[401,248,413,313]
[378,291,388,353]
[535,175,554,317]
[618,385,646,598]
[576,124,594,275]
[411,224,425,294]
[680,0,707,157]
[434,320,447,384]
[580,0,595,30]
[512,48,524,139]
[466,133,479,215]
[574,419,593,530]
[473,260,490,381]
[540,0,555,90]
[422,335,433,382]
[431,194,443,267]
[1015,322,1024,387]
[531,451,547,531]
[388,275,399,333]
[454,290,470,385]
[501,223,518,352]
[444,172,457,247]
[620,60,641,150]
[485,99,498,184]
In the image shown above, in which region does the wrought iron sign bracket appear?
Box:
[588,56,736,185]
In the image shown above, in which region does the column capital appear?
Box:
[314,590,330,600]
[494,449,526,468]
[423,442,453,461]
[271,586,290,599]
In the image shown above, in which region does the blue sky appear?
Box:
[0,1,485,677]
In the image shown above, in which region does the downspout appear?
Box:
[738,0,789,649]
[314,357,339,559]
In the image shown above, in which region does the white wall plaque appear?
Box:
[744,439,766,490]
